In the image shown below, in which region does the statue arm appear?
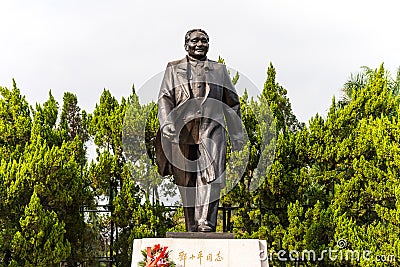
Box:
[222,66,244,151]
[158,63,178,142]
[158,63,176,131]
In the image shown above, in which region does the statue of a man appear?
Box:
[156,29,243,232]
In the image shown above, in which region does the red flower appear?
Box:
[154,244,161,251]
[141,244,175,267]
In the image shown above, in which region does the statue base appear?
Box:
[165,232,234,239]
[131,233,269,267]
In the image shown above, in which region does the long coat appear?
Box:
[156,57,243,186]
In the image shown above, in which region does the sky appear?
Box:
[1,0,400,123]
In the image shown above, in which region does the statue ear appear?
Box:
[184,44,189,52]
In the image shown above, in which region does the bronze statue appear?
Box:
[156,29,243,232]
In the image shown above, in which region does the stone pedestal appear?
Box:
[131,233,269,267]
[165,232,234,239]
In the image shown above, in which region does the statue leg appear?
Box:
[178,181,197,232]
[196,182,220,232]
[174,144,199,232]
[206,183,221,231]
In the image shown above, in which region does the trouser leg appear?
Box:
[207,183,221,229]
[195,182,221,231]
[179,186,197,232]
[175,144,198,232]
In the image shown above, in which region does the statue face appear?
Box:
[185,31,209,59]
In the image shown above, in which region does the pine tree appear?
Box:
[262,63,303,133]
[10,191,71,266]
[0,84,95,265]
[277,65,400,266]
[59,92,89,142]
[0,80,31,160]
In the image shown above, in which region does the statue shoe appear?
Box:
[198,222,213,232]
[188,225,198,232]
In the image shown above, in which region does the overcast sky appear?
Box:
[1,0,400,123]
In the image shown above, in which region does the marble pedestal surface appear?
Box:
[131,233,269,267]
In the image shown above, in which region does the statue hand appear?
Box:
[162,124,176,141]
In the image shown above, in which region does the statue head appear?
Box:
[184,29,209,60]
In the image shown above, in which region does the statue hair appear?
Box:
[184,29,209,44]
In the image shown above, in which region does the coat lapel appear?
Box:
[176,58,191,98]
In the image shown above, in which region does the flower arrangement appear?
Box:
[138,244,176,267]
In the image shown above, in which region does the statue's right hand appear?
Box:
[162,124,176,141]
